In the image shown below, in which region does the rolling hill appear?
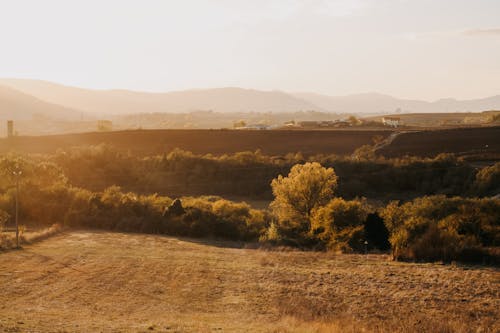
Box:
[293,92,500,114]
[0,84,83,121]
[0,79,320,115]
[2,78,499,116]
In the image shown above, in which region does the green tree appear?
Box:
[270,162,337,242]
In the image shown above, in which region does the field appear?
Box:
[2,126,499,159]
[377,126,500,158]
[1,231,498,332]
[0,129,392,156]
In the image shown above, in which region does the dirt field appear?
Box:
[378,126,500,158]
[0,231,498,333]
[0,129,392,156]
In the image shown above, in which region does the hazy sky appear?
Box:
[1,0,499,100]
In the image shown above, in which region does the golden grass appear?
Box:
[0,231,498,332]
[0,224,62,251]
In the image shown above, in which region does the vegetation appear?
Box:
[381,196,499,264]
[268,162,337,246]
[472,162,500,196]
[0,149,498,264]
[45,145,486,200]
[312,198,370,252]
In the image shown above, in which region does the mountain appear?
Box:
[1,79,499,116]
[0,84,83,121]
[293,92,500,114]
[0,79,320,115]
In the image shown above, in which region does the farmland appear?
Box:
[0,129,392,157]
[1,126,499,159]
[377,126,500,158]
[0,231,498,333]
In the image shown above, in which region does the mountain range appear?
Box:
[0,78,499,120]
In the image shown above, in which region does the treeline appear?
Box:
[261,162,499,264]
[49,144,498,199]
[0,156,268,240]
[0,151,498,264]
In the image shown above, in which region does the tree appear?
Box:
[348,115,361,126]
[233,120,246,128]
[270,162,337,240]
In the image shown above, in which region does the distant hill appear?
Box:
[0,79,320,115]
[293,92,500,114]
[1,79,499,116]
[0,85,83,121]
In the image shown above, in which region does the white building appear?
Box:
[382,117,401,128]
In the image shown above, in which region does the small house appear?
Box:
[382,117,401,128]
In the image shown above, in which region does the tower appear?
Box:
[7,120,14,138]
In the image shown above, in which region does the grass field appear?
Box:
[0,231,498,332]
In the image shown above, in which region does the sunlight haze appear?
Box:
[0,0,499,100]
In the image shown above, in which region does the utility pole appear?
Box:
[13,169,22,249]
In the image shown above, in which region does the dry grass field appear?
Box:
[0,231,498,333]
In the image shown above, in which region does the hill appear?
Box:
[0,231,497,332]
[0,79,320,115]
[293,92,500,114]
[0,85,83,121]
[3,78,500,116]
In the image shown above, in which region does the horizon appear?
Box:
[1,0,499,101]
[2,77,499,103]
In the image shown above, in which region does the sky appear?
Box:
[0,0,499,100]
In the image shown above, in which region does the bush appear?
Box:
[364,213,390,251]
[381,196,500,263]
[472,162,500,196]
[311,198,370,252]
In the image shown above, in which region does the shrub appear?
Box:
[472,162,500,196]
[311,198,370,252]
[364,213,391,251]
[381,196,500,263]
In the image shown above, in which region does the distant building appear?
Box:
[7,120,14,138]
[382,117,401,128]
[97,120,113,131]
[297,120,351,128]
[235,123,269,130]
